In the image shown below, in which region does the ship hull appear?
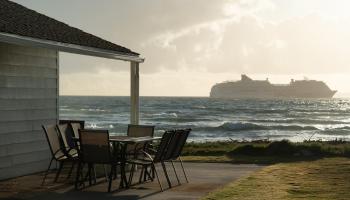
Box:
[210,90,337,99]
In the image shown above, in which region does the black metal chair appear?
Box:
[126,124,155,156]
[56,124,78,156]
[70,123,83,139]
[41,125,78,185]
[59,120,85,146]
[75,129,120,192]
[59,120,85,129]
[137,128,191,188]
[126,130,174,191]
[164,129,191,184]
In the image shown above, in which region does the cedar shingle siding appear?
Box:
[0,42,57,180]
[0,0,139,56]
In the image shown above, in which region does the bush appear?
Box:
[229,145,265,156]
[265,140,295,156]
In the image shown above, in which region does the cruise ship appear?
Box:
[210,75,337,99]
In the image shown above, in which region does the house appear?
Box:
[0,0,143,180]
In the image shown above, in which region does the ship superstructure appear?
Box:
[210,75,337,99]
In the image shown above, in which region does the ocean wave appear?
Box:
[196,122,319,132]
[80,108,106,112]
[319,126,350,135]
[144,112,178,118]
[143,117,214,123]
[250,119,350,125]
[59,108,73,111]
[85,123,103,129]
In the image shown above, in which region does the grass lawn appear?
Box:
[202,157,350,200]
[180,141,350,199]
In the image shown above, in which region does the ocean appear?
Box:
[60,96,350,142]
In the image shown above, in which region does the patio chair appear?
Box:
[75,129,119,192]
[41,125,78,185]
[126,130,174,191]
[126,124,155,157]
[127,124,155,137]
[56,124,78,157]
[163,129,191,184]
[125,125,156,182]
[70,123,83,139]
[59,120,85,145]
[59,120,85,129]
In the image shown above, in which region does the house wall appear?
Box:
[0,42,58,180]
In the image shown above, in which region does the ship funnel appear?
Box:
[241,74,252,81]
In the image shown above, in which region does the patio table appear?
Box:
[72,135,161,189]
[109,136,161,189]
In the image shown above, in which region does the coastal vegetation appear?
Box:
[182,140,350,164]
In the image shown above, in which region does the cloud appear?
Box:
[55,0,278,74]
[15,0,350,76]
[15,0,350,95]
[140,9,350,75]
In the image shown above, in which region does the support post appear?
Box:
[130,61,140,125]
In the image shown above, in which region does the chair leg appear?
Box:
[67,161,75,179]
[152,165,155,179]
[103,165,109,182]
[108,164,115,192]
[151,163,163,191]
[143,166,147,182]
[143,166,153,182]
[161,162,172,188]
[75,161,82,190]
[113,165,118,180]
[138,166,144,183]
[93,165,97,184]
[128,164,136,186]
[88,164,92,186]
[171,161,180,185]
[41,157,54,185]
[179,157,188,183]
[54,161,64,182]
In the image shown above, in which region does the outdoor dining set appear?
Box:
[41,120,191,192]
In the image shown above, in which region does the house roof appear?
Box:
[0,0,141,60]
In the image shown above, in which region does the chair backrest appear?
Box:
[170,129,191,160]
[59,120,84,147]
[126,125,155,153]
[59,120,85,129]
[127,124,155,137]
[70,123,82,139]
[56,124,72,150]
[78,129,112,163]
[153,130,174,163]
[163,130,180,160]
[42,125,64,159]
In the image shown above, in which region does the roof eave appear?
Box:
[0,32,144,63]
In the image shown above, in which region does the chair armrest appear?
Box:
[140,150,154,161]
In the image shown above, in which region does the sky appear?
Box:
[13,0,350,97]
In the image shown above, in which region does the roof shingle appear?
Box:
[0,0,139,56]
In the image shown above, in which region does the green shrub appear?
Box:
[265,140,295,156]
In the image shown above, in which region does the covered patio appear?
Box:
[0,0,142,180]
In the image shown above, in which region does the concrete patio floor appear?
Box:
[0,162,263,200]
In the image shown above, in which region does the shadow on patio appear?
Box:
[0,162,263,200]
